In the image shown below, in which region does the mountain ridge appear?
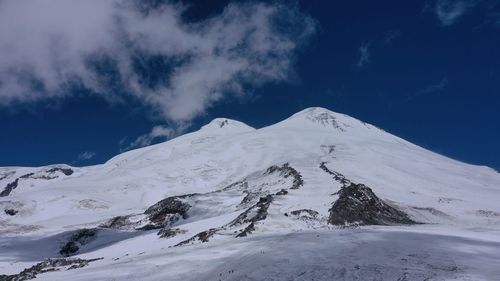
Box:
[1,107,500,280]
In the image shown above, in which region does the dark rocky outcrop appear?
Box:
[275,189,288,195]
[221,181,248,192]
[321,162,417,226]
[18,173,34,179]
[46,168,74,176]
[176,194,275,244]
[20,168,73,180]
[235,222,256,238]
[142,196,192,229]
[475,209,500,217]
[231,195,274,237]
[157,228,187,238]
[1,168,74,197]
[59,228,98,256]
[59,242,79,257]
[0,257,102,281]
[100,194,195,231]
[0,179,19,197]
[239,191,260,207]
[175,228,219,246]
[218,120,229,128]
[290,209,319,219]
[4,209,18,216]
[231,195,273,227]
[319,162,351,186]
[328,183,416,226]
[266,163,303,189]
[100,215,134,230]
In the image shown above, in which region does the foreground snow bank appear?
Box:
[30,227,500,281]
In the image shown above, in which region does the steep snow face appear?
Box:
[282,107,375,131]
[199,118,255,132]
[1,107,499,231]
[1,107,500,280]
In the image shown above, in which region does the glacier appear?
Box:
[1,107,500,280]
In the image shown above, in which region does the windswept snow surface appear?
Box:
[1,107,500,280]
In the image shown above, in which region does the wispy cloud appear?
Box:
[356,43,371,68]
[406,78,448,101]
[0,0,316,124]
[72,151,96,164]
[381,30,401,46]
[78,151,96,161]
[435,0,477,26]
[121,125,181,151]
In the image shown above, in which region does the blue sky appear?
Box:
[0,0,499,170]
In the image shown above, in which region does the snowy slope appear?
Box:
[1,107,500,280]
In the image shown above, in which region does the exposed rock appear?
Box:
[235,222,255,238]
[320,144,336,155]
[157,228,187,238]
[231,195,273,227]
[266,163,304,189]
[0,168,74,197]
[18,173,34,179]
[476,210,500,217]
[231,195,274,237]
[177,194,275,244]
[221,181,248,192]
[21,172,56,180]
[46,167,74,176]
[319,162,351,186]
[0,221,40,235]
[218,120,229,128]
[100,214,152,230]
[77,199,108,210]
[142,196,192,229]
[412,207,451,218]
[238,191,261,207]
[438,197,462,204]
[304,109,346,131]
[0,257,102,281]
[275,189,288,195]
[328,183,416,226]
[0,171,15,181]
[4,209,18,216]
[101,194,195,231]
[60,228,98,256]
[321,162,417,226]
[100,215,138,230]
[20,168,73,180]
[0,179,19,197]
[59,242,79,257]
[290,209,319,219]
[175,228,219,246]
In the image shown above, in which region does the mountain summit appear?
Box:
[200,118,255,133]
[1,107,500,280]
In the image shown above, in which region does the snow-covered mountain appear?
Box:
[1,107,500,281]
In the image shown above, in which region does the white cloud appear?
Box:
[0,0,315,122]
[420,78,448,94]
[435,0,476,26]
[122,125,177,151]
[406,78,448,101]
[77,151,96,161]
[356,43,371,68]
